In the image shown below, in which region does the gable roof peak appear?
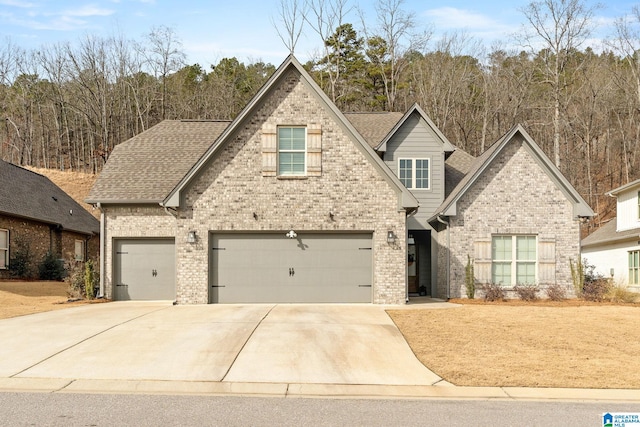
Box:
[428,123,594,224]
[376,103,455,153]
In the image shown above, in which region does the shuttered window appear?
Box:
[0,229,7,269]
[262,124,321,177]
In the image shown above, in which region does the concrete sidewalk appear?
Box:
[0,302,638,402]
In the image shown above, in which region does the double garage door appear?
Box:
[210,233,373,303]
[114,233,373,303]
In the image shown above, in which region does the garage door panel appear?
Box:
[210,233,372,303]
[114,239,175,301]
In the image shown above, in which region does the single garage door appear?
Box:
[114,239,175,301]
[210,233,372,303]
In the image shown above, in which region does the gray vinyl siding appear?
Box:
[384,113,446,230]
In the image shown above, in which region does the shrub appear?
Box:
[39,252,65,281]
[84,259,98,299]
[465,255,475,299]
[65,259,99,299]
[570,258,584,297]
[65,261,85,299]
[582,278,611,302]
[9,237,32,278]
[480,283,505,302]
[545,283,567,301]
[605,284,639,303]
[513,284,539,301]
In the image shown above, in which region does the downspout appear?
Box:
[97,203,104,298]
[436,215,450,299]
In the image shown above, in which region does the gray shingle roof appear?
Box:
[343,112,404,148]
[0,160,99,235]
[581,218,640,247]
[445,148,475,198]
[87,120,230,203]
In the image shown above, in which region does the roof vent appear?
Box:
[52,196,58,202]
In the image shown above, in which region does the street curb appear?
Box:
[0,378,638,402]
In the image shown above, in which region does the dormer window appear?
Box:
[398,158,430,190]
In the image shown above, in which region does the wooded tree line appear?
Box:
[1,0,639,229]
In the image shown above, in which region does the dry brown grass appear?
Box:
[0,280,100,319]
[388,302,640,389]
[25,167,99,219]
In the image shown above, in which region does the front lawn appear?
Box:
[388,302,640,389]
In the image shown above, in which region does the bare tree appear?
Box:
[142,26,186,120]
[361,0,429,111]
[519,0,600,169]
[273,0,308,54]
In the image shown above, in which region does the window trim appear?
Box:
[0,229,8,270]
[491,235,538,286]
[629,250,640,285]
[277,126,307,176]
[397,157,431,190]
[637,191,640,220]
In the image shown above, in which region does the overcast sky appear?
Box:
[0,0,635,67]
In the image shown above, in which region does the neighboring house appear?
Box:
[87,55,592,303]
[582,179,640,292]
[0,160,100,279]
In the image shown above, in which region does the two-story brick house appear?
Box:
[87,55,593,303]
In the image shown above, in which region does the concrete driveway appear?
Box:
[0,302,442,386]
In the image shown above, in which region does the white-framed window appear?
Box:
[74,240,85,262]
[637,191,640,220]
[629,250,640,285]
[491,235,537,286]
[0,229,8,269]
[398,158,430,189]
[278,126,306,176]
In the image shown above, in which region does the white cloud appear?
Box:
[423,7,499,30]
[59,5,115,17]
[0,0,36,7]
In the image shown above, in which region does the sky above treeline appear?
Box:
[0,0,636,67]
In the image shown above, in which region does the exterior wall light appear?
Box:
[286,230,297,239]
[387,230,397,244]
[187,230,197,243]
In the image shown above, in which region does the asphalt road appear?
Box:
[1,393,639,426]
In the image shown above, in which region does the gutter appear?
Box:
[436,215,450,299]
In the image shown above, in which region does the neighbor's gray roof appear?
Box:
[343,112,404,148]
[0,160,99,235]
[581,218,640,248]
[87,120,231,203]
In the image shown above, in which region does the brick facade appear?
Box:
[0,214,98,279]
[435,137,581,298]
[102,70,409,304]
